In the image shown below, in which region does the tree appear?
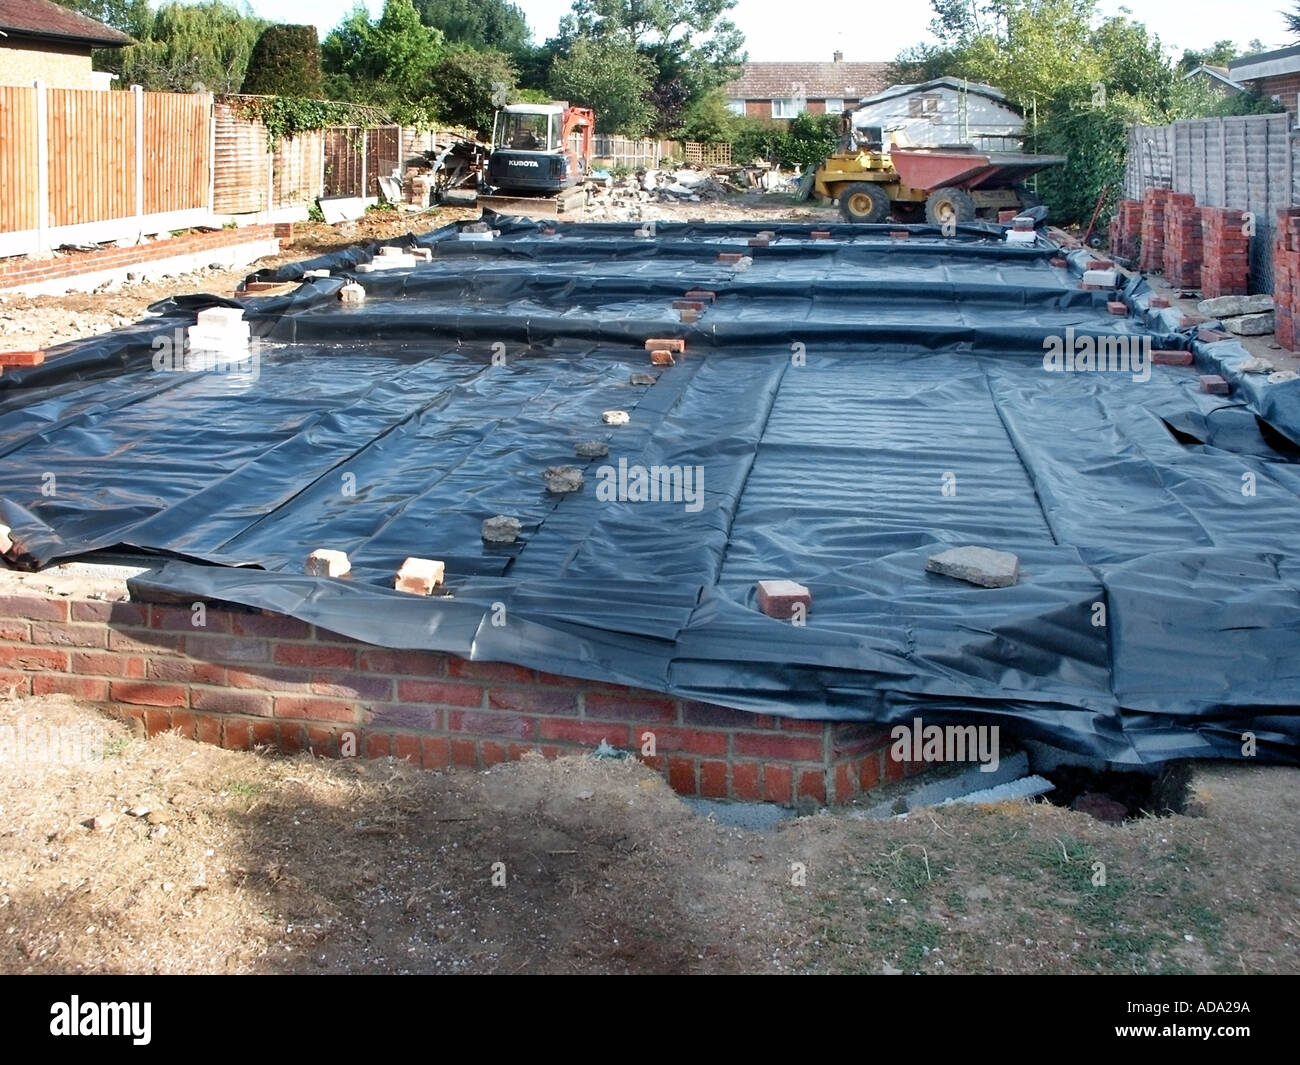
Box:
[1178,40,1242,73]
[241,25,324,98]
[427,47,517,134]
[110,2,269,93]
[414,0,530,54]
[548,35,657,135]
[52,0,151,37]
[1287,3,1300,37]
[322,0,444,112]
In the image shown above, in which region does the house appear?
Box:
[0,0,131,90]
[849,78,1024,151]
[1229,45,1300,120]
[1182,64,1245,99]
[723,53,891,120]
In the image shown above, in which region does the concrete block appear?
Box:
[197,307,246,329]
[629,373,657,385]
[544,466,584,493]
[411,248,433,262]
[1005,228,1035,244]
[1199,374,1230,394]
[1223,311,1275,336]
[0,524,11,555]
[601,410,630,426]
[733,256,753,271]
[757,579,812,620]
[339,283,366,304]
[1196,293,1273,318]
[926,545,1020,588]
[305,549,351,578]
[377,245,403,257]
[1082,268,1117,288]
[679,309,700,323]
[1238,355,1274,373]
[574,440,609,458]
[481,515,522,544]
[650,350,676,366]
[394,557,445,595]
[303,269,331,278]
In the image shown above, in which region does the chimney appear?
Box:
[833,51,844,62]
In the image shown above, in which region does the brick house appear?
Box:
[1229,45,1300,121]
[723,52,891,120]
[0,0,131,90]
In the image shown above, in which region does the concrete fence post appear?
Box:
[132,84,144,224]
[33,80,48,253]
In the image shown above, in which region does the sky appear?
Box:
[258,0,1292,62]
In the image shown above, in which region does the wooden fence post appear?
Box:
[33,80,48,251]
[132,84,144,224]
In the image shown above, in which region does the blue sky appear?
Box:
[254,0,1291,61]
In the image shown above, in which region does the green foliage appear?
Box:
[414,0,531,54]
[1178,40,1243,73]
[322,0,445,112]
[548,35,657,136]
[241,25,324,98]
[235,96,366,151]
[678,90,735,143]
[726,113,839,170]
[1287,3,1300,37]
[109,1,269,93]
[307,202,326,222]
[426,47,517,135]
[53,0,151,36]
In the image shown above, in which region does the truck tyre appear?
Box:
[838,182,890,223]
[925,186,976,225]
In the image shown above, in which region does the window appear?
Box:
[771,98,802,119]
[824,98,845,114]
[726,98,746,116]
[908,95,940,118]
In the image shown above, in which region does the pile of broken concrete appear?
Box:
[1198,293,1274,336]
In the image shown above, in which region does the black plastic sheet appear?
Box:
[3,218,1298,765]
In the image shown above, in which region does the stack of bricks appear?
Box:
[1161,194,1203,290]
[1108,200,1142,261]
[1139,187,1172,272]
[1199,208,1250,298]
[1273,209,1300,351]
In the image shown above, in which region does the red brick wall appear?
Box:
[1200,207,1250,298]
[1162,193,1203,289]
[1242,74,1300,117]
[0,590,911,806]
[0,225,281,290]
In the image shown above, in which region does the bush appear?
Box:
[241,25,323,98]
[426,47,517,136]
[727,112,841,171]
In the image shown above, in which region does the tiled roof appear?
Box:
[724,61,892,101]
[0,0,133,47]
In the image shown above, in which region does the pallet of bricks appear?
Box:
[1275,208,1300,351]
[1200,207,1250,299]
[1162,192,1202,289]
[1108,200,1142,261]
[1139,187,1171,273]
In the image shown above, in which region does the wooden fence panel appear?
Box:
[272,129,323,209]
[0,86,39,233]
[323,127,364,197]
[214,101,269,213]
[144,92,210,214]
[365,126,400,198]
[46,88,135,227]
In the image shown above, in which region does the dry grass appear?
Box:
[1,695,1296,974]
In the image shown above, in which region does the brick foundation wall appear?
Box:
[1274,208,1300,351]
[0,225,281,291]
[0,589,913,806]
[1139,187,1170,273]
[1199,207,1250,299]
[1108,199,1141,261]
[1162,194,1203,289]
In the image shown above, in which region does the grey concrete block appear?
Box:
[925,545,1020,588]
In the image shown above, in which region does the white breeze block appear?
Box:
[305,549,351,578]
[196,307,246,329]
[1083,268,1117,287]
[1005,228,1036,244]
[458,231,496,242]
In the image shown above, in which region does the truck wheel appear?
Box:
[925,186,976,225]
[838,182,890,223]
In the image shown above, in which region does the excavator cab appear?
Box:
[486,103,594,196]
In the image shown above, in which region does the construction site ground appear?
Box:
[2,695,1296,975]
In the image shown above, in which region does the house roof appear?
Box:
[858,77,1013,108]
[0,0,133,48]
[1229,44,1300,83]
[723,60,891,101]
[1183,65,1245,91]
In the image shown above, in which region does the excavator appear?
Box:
[478,102,596,218]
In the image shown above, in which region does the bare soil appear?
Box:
[2,695,1295,975]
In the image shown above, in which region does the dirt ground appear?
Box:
[1,694,1295,975]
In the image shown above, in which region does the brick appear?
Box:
[731,761,761,800]
[396,679,483,706]
[421,737,450,768]
[192,687,274,717]
[1049,257,1067,268]
[679,700,774,730]
[1106,301,1127,316]
[446,710,533,739]
[446,658,533,684]
[304,549,351,578]
[70,600,149,626]
[223,720,253,750]
[480,740,508,766]
[0,645,68,671]
[858,751,882,792]
[1199,374,1230,395]
[1149,296,1170,309]
[358,648,445,675]
[273,643,356,669]
[668,756,697,795]
[450,738,477,767]
[170,711,197,739]
[0,350,44,367]
[231,612,313,639]
[28,621,106,647]
[650,348,675,366]
[759,764,790,806]
[644,337,685,353]
[274,695,360,723]
[186,635,267,662]
[226,667,313,693]
[734,732,824,761]
[367,702,441,731]
[584,691,676,722]
[1152,349,1193,366]
[834,763,856,804]
[0,621,29,641]
[111,681,188,707]
[310,672,393,700]
[683,290,716,302]
[699,760,728,797]
[365,732,391,758]
[33,674,109,701]
[638,726,727,756]
[488,686,576,714]
[146,657,225,685]
[196,715,223,746]
[756,579,812,620]
[394,556,445,595]
[717,252,743,263]
[0,595,69,622]
[538,718,630,747]
[810,230,831,239]
[1197,327,1232,343]
[248,719,277,747]
[151,605,231,632]
[797,769,827,805]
